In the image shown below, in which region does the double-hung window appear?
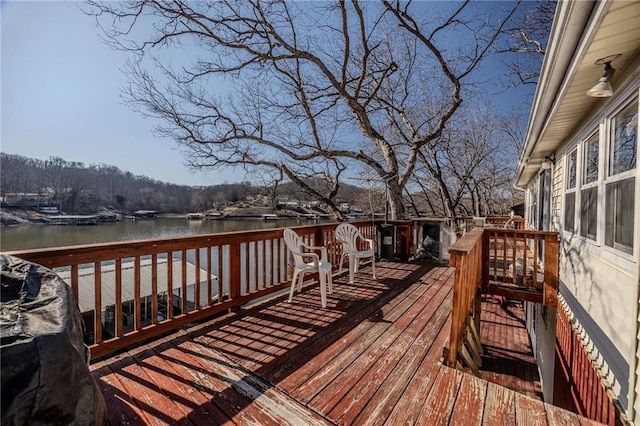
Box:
[564,148,578,233]
[580,133,599,240]
[604,98,637,255]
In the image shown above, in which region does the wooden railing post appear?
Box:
[134,256,142,331]
[446,228,483,370]
[481,229,490,292]
[229,242,241,303]
[544,234,559,307]
[314,226,324,248]
[398,222,411,260]
[447,251,465,368]
[94,261,102,345]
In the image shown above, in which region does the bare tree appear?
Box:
[0,154,42,199]
[494,1,556,88]
[500,106,531,164]
[86,0,532,219]
[41,157,93,213]
[410,98,516,217]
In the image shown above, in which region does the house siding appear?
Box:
[516,1,640,421]
[525,95,639,416]
[547,90,640,419]
[559,242,635,367]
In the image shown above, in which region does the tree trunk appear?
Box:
[387,185,406,220]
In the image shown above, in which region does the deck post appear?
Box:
[314,226,325,251]
[543,234,559,307]
[447,252,465,367]
[481,229,490,292]
[229,241,241,311]
[446,228,483,369]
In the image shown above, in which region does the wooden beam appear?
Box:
[487,283,544,304]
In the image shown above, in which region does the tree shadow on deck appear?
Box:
[93,260,450,425]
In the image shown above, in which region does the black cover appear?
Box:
[1,254,106,425]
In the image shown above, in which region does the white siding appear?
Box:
[549,90,640,415]
[560,247,635,355]
[525,153,636,407]
[550,157,563,233]
[559,246,634,401]
[517,1,640,419]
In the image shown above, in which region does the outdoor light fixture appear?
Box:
[541,155,555,170]
[586,54,621,98]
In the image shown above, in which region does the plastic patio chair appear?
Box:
[283,228,333,308]
[335,223,376,284]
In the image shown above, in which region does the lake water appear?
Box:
[0,217,333,251]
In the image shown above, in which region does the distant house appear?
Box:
[515,0,639,422]
[40,206,60,214]
[49,215,98,226]
[132,210,157,218]
[1,192,47,207]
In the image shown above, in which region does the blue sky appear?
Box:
[2,0,245,186]
[2,1,536,187]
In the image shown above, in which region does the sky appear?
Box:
[1,0,246,186]
[1,1,536,188]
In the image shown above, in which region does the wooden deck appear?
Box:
[479,295,543,401]
[91,261,600,425]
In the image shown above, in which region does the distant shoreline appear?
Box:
[0,207,331,227]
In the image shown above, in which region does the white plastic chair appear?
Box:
[335,223,376,284]
[283,228,333,308]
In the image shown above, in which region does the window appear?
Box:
[580,187,597,239]
[605,98,637,254]
[539,170,551,231]
[605,178,635,254]
[564,149,577,232]
[564,193,575,232]
[567,149,578,188]
[584,133,599,184]
[580,133,599,240]
[609,101,637,176]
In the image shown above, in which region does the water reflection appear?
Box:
[0,217,332,251]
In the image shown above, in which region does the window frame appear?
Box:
[603,96,638,257]
[607,100,638,179]
[563,147,578,234]
[604,177,635,255]
[580,131,600,241]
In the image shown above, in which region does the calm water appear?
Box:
[0,217,333,251]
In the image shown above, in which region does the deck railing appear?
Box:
[7,220,379,360]
[555,296,625,426]
[451,216,525,236]
[446,227,559,370]
[484,216,525,229]
[484,229,559,306]
[446,227,484,371]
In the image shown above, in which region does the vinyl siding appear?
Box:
[549,118,639,416]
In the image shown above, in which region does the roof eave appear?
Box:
[514,0,600,188]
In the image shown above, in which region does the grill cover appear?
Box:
[1,254,106,425]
